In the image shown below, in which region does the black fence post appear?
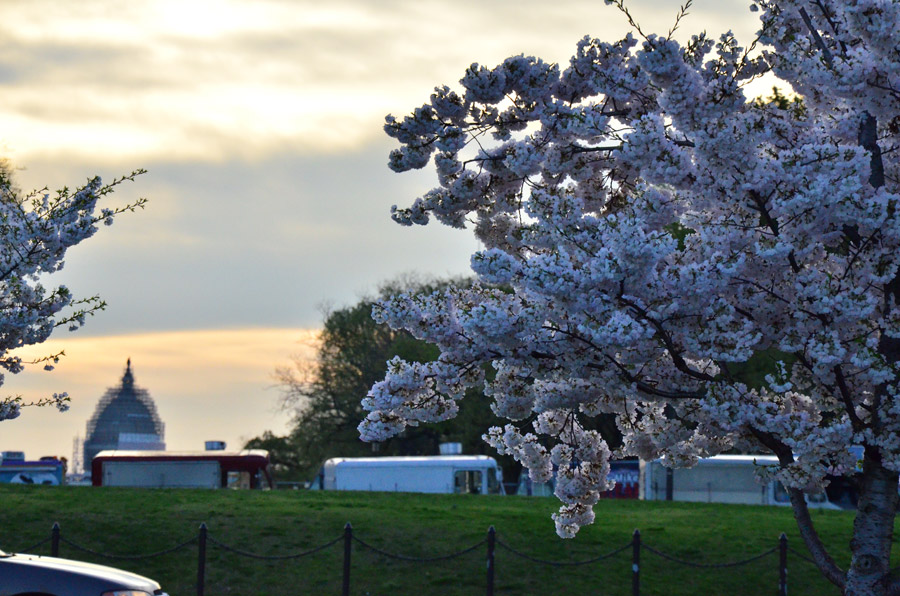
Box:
[486,526,496,596]
[342,522,352,596]
[50,522,60,557]
[196,523,207,596]
[779,533,788,596]
[632,529,641,596]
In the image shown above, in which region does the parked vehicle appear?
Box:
[0,548,168,595]
[91,450,272,489]
[314,455,504,494]
[0,452,65,486]
[640,454,843,509]
[517,459,639,497]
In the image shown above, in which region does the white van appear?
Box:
[640,454,842,509]
[316,455,504,495]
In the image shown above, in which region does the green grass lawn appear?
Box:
[0,485,874,595]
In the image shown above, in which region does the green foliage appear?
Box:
[250,276,523,484]
[243,431,306,481]
[664,221,695,251]
[722,348,797,390]
[0,485,869,595]
[751,86,807,118]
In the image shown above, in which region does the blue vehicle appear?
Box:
[0,452,65,486]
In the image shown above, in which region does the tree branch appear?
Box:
[798,8,834,67]
[750,427,846,589]
[748,190,802,273]
[618,295,717,383]
[832,364,863,430]
[788,486,847,589]
[543,321,708,399]
[594,356,706,400]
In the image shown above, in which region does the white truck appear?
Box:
[92,450,273,489]
[640,454,842,509]
[315,455,504,495]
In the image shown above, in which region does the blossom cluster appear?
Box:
[0,170,144,421]
[367,1,900,537]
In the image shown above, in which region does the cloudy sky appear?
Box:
[0,0,758,471]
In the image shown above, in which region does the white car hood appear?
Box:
[0,551,162,594]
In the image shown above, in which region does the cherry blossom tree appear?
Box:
[360,1,900,594]
[0,165,145,422]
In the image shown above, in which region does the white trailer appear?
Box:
[640,454,842,509]
[92,450,273,489]
[318,455,504,495]
[101,459,220,488]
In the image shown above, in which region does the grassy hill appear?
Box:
[0,485,871,595]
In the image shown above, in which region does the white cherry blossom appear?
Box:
[365,2,900,594]
[0,169,145,421]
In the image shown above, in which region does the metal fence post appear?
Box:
[486,526,496,596]
[342,523,352,596]
[50,522,59,557]
[632,529,641,596]
[779,533,788,596]
[51,522,60,557]
[196,523,207,596]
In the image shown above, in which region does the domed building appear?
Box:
[82,359,165,475]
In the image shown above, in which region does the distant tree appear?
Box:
[244,431,306,481]
[0,161,145,421]
[254,277,536,482]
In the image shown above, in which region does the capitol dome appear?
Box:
[83,359,166,474]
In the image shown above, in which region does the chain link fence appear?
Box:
[9,522,817,595]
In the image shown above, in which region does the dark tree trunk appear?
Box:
[838,112,900,596]
[844,452,899,596]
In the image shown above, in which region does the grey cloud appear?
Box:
[1,0,761,165]
[0,35,163,87]
[2,0,762,338]
[18,140,476,334]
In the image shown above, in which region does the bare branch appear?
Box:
[798,7,834,67]
[751,427,846,588]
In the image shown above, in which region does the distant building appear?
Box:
[83,359,165,476]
